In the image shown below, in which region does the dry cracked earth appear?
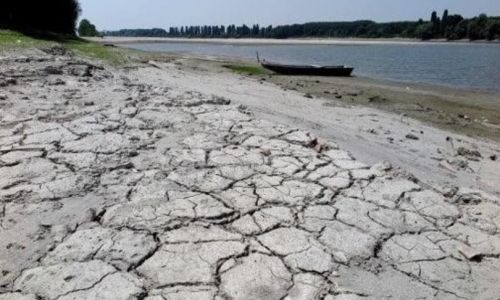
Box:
[1,48,500,300]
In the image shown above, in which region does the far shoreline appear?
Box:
[87,36,500,46]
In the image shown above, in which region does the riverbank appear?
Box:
[1,38,500,299]
[135,53,500,194]
[138,50,500,142]
[268,68,500,142]
[88,36,500,46]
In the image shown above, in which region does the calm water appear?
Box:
[123,42,500,92]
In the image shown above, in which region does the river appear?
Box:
[122,41,500,93]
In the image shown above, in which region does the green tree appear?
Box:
[468,14,488,40]
[441,9,449,36]
[430,11,441,37]
[416,23,434,40]
[78,19,99,37]
[0,0,80,34]
[486,19,500,40]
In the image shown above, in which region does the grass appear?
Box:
[0,29,53,48]
[64,39,130,65]
[223,64,268,76]
[0,29,130,65]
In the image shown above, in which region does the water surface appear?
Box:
[123,41,500,93]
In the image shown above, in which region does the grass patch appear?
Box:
[0,29,130,65]
[223,64,268,76]
[0,29,53,48]
[64,39,130,65]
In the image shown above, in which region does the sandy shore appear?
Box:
[88,36,494,46]
[140,53,500,194]
[1,46,500,299]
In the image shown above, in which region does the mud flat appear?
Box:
[1,46,500,299]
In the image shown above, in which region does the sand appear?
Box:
[134,54,500,196]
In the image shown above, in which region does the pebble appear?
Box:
[405,133,420,140]
[458,114,470,121]
[48,78,66,86]
[368,95,386,103]
[0,93,7,100]
[457,147,482,159]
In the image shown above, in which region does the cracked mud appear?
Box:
[1,50,500,299]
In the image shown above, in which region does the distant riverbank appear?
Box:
[88,36,499,46]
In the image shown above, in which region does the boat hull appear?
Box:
[262,63,353,77]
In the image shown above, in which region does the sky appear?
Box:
[79,0,500,30]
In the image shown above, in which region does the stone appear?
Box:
[405,133,419,140]
[457,146,482,159]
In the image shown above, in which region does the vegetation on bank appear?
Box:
[104,10,500,41]
[0,0,125,63]
[0,0,80,34]
[0,30,129,65]
[223,64,268,76]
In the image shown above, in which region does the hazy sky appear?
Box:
[79,0,500,30]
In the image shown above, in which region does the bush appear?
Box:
[0,0,80,34]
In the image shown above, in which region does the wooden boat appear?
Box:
[261,62,354,76]
[257,52,353,77]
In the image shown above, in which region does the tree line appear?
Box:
[104,10,500,41]
[0,0,80,35]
